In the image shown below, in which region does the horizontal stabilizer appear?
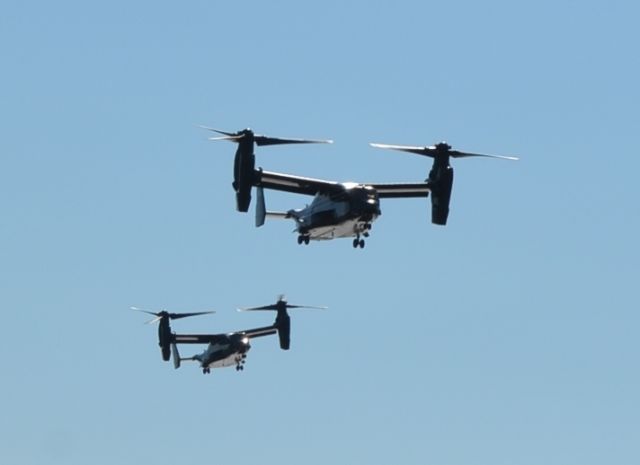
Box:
[266,211,290,219]
[256,186,291,226]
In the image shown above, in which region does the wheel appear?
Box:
[353,238,359,248]
[359,239,365,248]
[304,236,310,245]
[297,235,303,245]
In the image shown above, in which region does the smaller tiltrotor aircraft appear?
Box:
[203,127,518,248]
[133,296,325,374]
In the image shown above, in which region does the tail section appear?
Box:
[255,186,294,227]
[171,343,181,369]
[256,186,267,226]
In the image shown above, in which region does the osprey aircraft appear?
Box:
[133,296,325,374]
[203,127,518,248]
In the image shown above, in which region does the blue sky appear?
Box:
[1,1,639,464]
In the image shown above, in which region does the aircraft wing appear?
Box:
[173,326,277,344]
[256,169,342,196]
[368,182,432,198]
[172,334,228,344]
[239,325,278,339]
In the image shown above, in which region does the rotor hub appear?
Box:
[435,141,451,152]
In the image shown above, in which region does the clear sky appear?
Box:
[1,1,639,464]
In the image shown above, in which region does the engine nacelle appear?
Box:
[236,189,252,213]
[429,166,453,226]
[275,311,291,350]
[161,343,171,361]
[233,140,257,212]
[158,318,173,361]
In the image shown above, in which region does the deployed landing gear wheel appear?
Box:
[359,239,365,248]
[298,235,310,245]
[353,238,359,248]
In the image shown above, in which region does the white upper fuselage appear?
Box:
[195,338,251,369]
[290,184,380,240]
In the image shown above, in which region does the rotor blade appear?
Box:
[450,150,519,160]
[255,136,333,147]
[238,304,327,311]
[198,125,237,137]
[145,316,163,325]
[237,305,278,312]
[369,143,433,156]
[131,306,160,316]
[207,135,243,142]
[286,304,328,310]
[169,311,215,319]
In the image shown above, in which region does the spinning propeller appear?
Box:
[132,306,215,361]
[131,306,215,324]
[370,140,518,226]
[238,294,327,312]
[201,126,332,212]
[200,126,333,146]
[370,141,519,160]
[238,295,326,350]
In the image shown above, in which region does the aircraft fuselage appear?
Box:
[194,336,251,374]
[293,184,381,241]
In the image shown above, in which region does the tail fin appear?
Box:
[171,343,181,369]
[255,186,292,226]
[256,186,267,227]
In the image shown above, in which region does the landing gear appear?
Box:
[297,235,310,245]
[352,223,371,249]
[202,367,211,374]
[235,357,247,372]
